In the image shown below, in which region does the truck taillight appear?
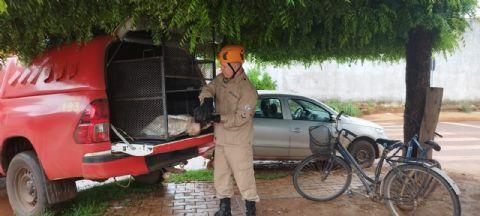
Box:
[74,99,110,144]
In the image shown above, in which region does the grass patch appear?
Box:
[167,170,289,183]
[459,103,474,113]
[326,99,362,117]
[44,179,160,216]
[167,169,214,183]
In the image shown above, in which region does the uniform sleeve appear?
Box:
[221,86,258,128]
[198,77,217,103]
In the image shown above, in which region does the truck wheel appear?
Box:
[6,151,49,216]
[348,140,376,168]
[134,170,164,185]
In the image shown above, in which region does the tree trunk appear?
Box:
[404,26,432,156]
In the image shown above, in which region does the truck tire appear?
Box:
[6,151,49,216]
[348,140,376,168]
[134,170,164,185]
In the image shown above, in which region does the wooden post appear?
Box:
[419,87,443,159]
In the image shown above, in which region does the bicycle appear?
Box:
[292,112,461,216]
[402,115,443,167]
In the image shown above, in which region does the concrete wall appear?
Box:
[245,20,480,102]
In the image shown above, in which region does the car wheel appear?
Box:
[134,170,164,185]
[6,151,49,216]
[348,140,376,168]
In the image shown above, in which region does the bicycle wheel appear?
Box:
[383,164,461,216]
[293,154,352,201]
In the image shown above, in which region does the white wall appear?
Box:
[245,20,480,102]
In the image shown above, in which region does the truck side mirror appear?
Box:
[336,111,344,121]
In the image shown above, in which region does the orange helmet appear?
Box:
[217,45,245,64]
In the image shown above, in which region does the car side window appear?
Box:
[255,98,283,119]
[288,99,331,122]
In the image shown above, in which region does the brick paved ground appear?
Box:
[105,177,312,216]
[105,182,245,216]
[103,176,389,216]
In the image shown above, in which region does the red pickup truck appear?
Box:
[0,34,214,215]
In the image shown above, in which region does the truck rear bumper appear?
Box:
[81,134,214,180]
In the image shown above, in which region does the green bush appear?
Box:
[326,99,361,117]
[459,104,474,113]
[366,101,377,115]
[247,66,277,90]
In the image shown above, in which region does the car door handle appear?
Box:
[291,128,302,133]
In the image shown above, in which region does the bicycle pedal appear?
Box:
[346,189,354,198]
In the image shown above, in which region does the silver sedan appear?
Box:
[253,90,388,167]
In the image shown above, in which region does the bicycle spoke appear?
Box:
[293,155,352,201]
[384,165,460,216]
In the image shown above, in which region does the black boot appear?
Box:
[245,200,256,216]
[214,198,232,216]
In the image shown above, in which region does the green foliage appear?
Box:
[247,66,277,90]
[0,1,6,13]
[326,99,361,117]
[366,101,377,115]
[0,0,476,63]
[459,103,474,113]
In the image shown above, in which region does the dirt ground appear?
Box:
[101,169,480,216]
[256,172,480,216]
[1,163,478,216]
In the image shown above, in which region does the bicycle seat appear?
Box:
[376,138,404,150]
[424,140,441,151]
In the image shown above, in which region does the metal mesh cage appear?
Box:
[108,43,215,140]
[165,46,197,78]
[309,125,334,155]
[196,61,215,81]
[112,99,165,139]
[109,57,167,139]
[109,58,164,99]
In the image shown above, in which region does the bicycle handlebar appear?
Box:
[342,128,357,138]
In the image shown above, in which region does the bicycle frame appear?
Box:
[334,137,385,196]
[406,134,428,158]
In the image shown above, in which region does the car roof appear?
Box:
[258,90,305,97]
[257,90,338,114]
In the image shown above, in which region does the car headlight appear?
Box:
[375,127,384,134]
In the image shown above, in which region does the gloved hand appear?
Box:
[203,98,214,114]
[209,114,221,123]
[194,98,215,125]
[193,106,206,124]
